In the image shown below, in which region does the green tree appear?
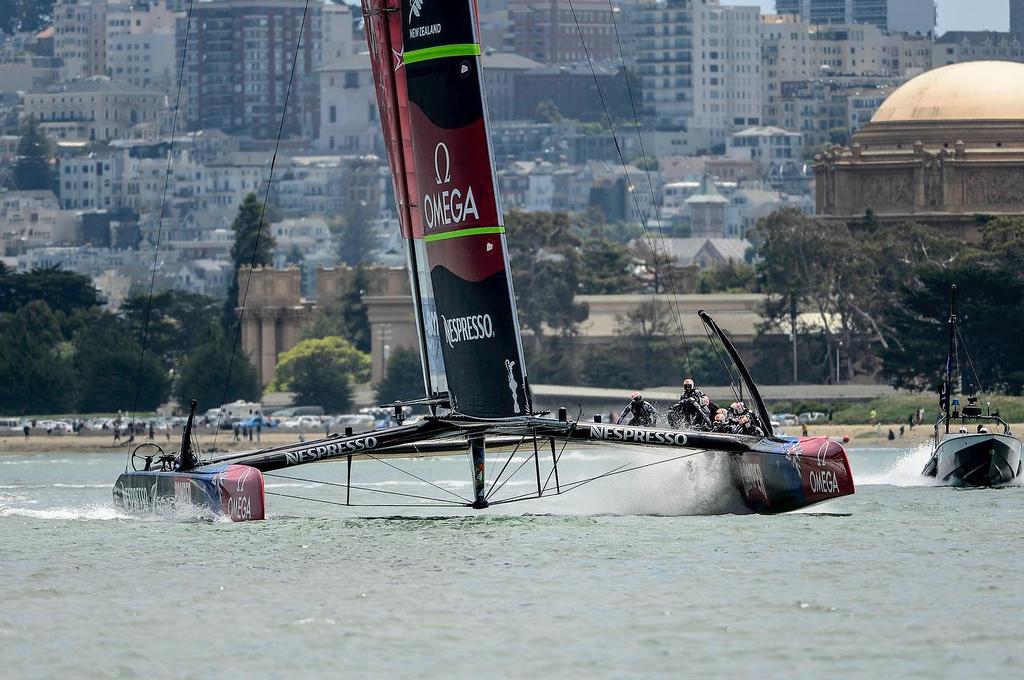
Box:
[535,100,561,123]
[578,239,640,294]
[506,211,588,382]
[0,265,100,316]
[174,336,262,411]
[0,300,77,415]
[300,269,371,352]
[697,261,757,293]
[225,193,276,328]
[751,209,953,381]
[121,291,221,370]
[333,201,378,266]
[507,210,588,337]
[880,264,1024,395]
[72,311,169,412]
[12,115,51,191]
[271,336,371,412]
[374,346,424,404]
[0,0,56,35]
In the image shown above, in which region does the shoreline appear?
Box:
[4,422,1012,456]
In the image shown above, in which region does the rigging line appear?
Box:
[554,449,708,495]
[213,0,311,450]
[127,0,194,433]
[484,435,526,500]
[567,0,690,373]
[265,472,464,505]
[605,0,693,376]
[702,323,742,405]
[486,439,539,501]
[359,451,472,504]
[490,449,709,506]
[540,407,581,494]
[266,491,464,509]
[954,325,984,394]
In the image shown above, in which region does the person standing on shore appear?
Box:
[23,424,29,440]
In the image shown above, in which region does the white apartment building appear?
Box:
[58,153,121,209]
[321,1,355,64]
[53,0,110,81]
[690,2,762,145]
[627,0,761,154]
[22,80,169,142]
[106,0,178,89]
[0,191,81,250]
[725,125,802,171]
[317,53,381,153]
[760,15,930,133]
[932,31,1024,68]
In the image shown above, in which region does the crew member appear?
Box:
[711,409,731,433]
[728,402,762,436]
[668,378,712,430]
[617,391,659,428]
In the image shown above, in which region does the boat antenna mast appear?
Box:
[942,285,957,435]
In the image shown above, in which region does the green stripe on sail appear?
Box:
[404,43,481,64]
[422,226,505,242]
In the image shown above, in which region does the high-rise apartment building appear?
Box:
[775,0,935,35]
[180,0,324,139]
[509,0,615,64]
[1011,0,1024,35]
[106,0,178,89]
[54,0,110,80]
[627,0,761,152]
[760,14,931,141]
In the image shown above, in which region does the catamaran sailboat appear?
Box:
[921,286,1022,486]
[112,0,854,520]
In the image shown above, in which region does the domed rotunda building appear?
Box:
[815,61,1024,237]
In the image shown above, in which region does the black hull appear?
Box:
[922,434,1023,487]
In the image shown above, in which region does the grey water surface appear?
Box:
[1,446,1021,679]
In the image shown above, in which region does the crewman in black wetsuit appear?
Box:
[728,402,762,436]
[711,408,731,433]
[668,378,712,430]
[617,392,659,427]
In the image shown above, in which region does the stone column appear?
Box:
[259,310,278,386]
[241,313,260,370]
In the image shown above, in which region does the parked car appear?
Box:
[773,413,799,426]
[798,411,827,423]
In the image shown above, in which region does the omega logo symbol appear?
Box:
[434,142,451,185]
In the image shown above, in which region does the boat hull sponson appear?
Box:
[732,436,855,513]
[924,433,1022,486]
[113,464,266,521]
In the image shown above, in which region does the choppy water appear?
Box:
[2,446,1022,679]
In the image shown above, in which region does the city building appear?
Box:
[53,0,109,80]
[725,125,802,172]
[816,61,1024,238]
[774,0,936,35]
[1013,0,1024,35]
[0,190,80,253]
[627,0,762,153]
[180,0,323,139]
[105,0,178,89]
[317,53,379,153]
[761,15,931,135]
[21,80,169,142]
[508,0,614,64]
[932,31,1024,67]
[511,62,626,122]
[480,51,543,122]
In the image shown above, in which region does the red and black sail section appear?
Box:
[362,0,531,419]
